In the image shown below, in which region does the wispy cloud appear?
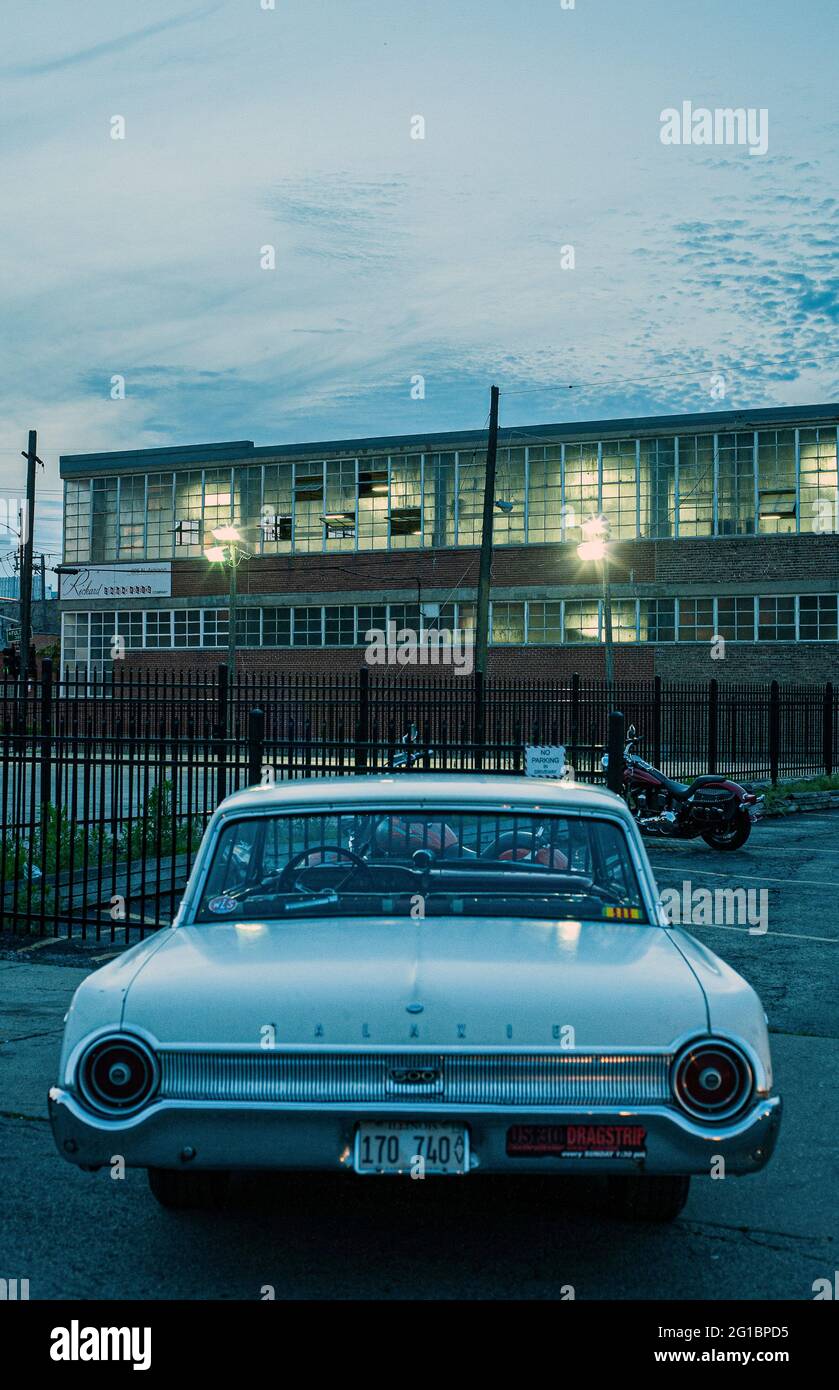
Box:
[0,3,224,78]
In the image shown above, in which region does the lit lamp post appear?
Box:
[204,525,249,686]
[577,515,614,687]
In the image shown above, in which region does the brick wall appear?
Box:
[172,539,656,599]
[654,533,839,584]
[123,644,654,679]
[654,643,839,681]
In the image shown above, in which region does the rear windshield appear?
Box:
[194,808,649,924]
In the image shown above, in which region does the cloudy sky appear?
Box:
[1,0,837,564]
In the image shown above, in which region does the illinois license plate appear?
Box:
[353,1122,469,1175]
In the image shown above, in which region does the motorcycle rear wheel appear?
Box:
[701,815,751,851]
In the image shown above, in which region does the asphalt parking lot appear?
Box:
[1,814,836,1301]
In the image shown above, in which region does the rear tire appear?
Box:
[607,1174,691,1222]
[147,1167,231,1210]
[702,814,751,850]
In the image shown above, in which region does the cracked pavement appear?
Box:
[0,816,836,1300]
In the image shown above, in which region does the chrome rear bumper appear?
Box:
[49,1088,782,1177]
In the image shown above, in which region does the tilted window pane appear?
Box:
[758,430,796,535]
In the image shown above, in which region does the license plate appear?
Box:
[353,1122,469,1175]
[506,1124,646,1159]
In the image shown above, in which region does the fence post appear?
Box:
[769,680,780,787]
[39,657,52,815]
[606,709,625,795]
[355,666,369,771]
[652,674,662,770]
[707,678,718,775]
[247,706,265,787]
[823,682,834,778]
[474,668,485,772]
[570,672,580,765]
[215,664,228,805]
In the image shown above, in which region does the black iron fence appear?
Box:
[0,664,835,942]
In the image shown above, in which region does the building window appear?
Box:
[64,480,91,563]
[355,605,388,643]
[490,602,525,644]
[90,478,118,562]
[491,449,526,546]
[357,461,389,551]
[799,427,838,534]
[642,599,675,643]
[563,600,600,643]
[611,600,639,642]
[677,435,714,537]
[717,432,755,535]
[235,610,261,647]
[174,471,203,557]
[174,518,200,546]
[115,611,144,649]
[262,607,291,646]
[641,438,675,538]
[601,440,638,540]
[146,473,175,559]
[174,611,202,647]
[758,596,796,641]
[292,606,324,646]
[324,460,357,551]
[455,452,486,547]
[389,455,423,548]
[526,600,562,644]
[563,444,600,539]
[678,598,715,643]
[202,610,229,647]
[324,606,356,646]
[145,611,174,648]
[262,464,293,553]
[757,429,796,535]
[716,597,755,641]
[525,446,563,544]
[798,594,838,641]
[118,476,146,558]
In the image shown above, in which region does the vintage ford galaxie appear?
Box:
[49,775,781,1220]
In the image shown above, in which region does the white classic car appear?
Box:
[50,775,781,1221]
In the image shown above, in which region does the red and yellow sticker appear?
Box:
[603,905,643,920]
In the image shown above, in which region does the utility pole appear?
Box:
[226,554,237,687]
[600,555,614,687]
[474,385,500,676]
[19,431,40,691]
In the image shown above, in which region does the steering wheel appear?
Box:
[276,845,375,893]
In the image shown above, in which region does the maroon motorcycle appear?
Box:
[603,725,763,851]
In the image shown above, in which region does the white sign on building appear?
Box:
[58,563,172,601]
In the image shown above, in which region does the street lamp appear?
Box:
[203,525,249,686]
[577,515,614,686]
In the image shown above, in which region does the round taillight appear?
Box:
[672,1040,752,1122]
[78,1036,158,1115]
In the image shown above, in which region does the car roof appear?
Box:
[217,774,629,819]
